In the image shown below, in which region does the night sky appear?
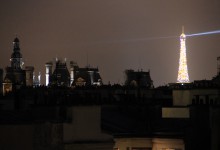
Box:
[0,0,220,87]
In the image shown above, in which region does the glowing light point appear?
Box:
[177,27,190,83]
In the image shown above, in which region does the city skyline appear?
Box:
[0,0,220,86]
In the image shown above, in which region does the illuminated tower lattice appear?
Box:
[177,27,190,83]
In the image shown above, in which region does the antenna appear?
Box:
[182,26,184,33]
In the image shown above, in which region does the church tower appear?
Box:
[3,37,29,95]
[10,37,23,69]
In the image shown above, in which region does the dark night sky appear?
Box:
[0,0,220,87]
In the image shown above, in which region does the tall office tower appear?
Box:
[177,27,190,83]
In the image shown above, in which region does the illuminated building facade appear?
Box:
[2,37,34,95]
[45,59,102,87]
[33,72,41,87]
[177,28,190,83]
[45,62,53,86]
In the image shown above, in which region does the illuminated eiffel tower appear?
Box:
[177,27,190,83]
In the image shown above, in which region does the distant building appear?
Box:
[33,72,41,87]
[25,66,34,86]
[73,64,102,87]
[46,60,70,87]
[124,69,153,88]
[2,37,34,95]
[0,68,3,95]
[212,56,220,86]
[45,59,102,87]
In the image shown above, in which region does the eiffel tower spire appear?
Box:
[177,27,190,83]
